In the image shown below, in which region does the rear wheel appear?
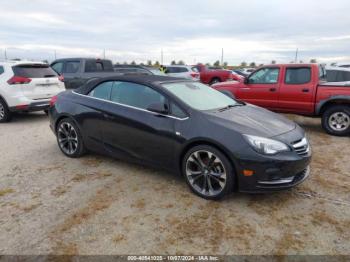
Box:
[0,98,11,123]
[182,145,235,200]
[209,78,221,85]
[56,118,86,157]
[322,105,350,136]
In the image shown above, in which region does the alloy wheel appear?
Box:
[0,103,4,120]
[57,122,79,155]
[185,150,227,197]
[328,112,350,132]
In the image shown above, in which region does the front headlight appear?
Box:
[243,134,290,155]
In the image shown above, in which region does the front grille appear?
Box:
[291,137,310,157]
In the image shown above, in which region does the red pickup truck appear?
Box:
[212,63,350,136]
[193,64,233,85]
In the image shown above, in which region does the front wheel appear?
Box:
[209,78,221,85]
[0,98,11,123]
[56,118,86,158]
[182,145,235,200]
[322,105,350,136]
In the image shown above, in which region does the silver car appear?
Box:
[165,65,200,81]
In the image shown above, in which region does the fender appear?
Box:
[316,95,350,115]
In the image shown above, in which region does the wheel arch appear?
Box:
[317,96,350,115]
[54,114,80,133]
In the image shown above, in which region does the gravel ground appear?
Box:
[0,112,349,255]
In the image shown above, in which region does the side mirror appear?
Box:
[147,103,168,114]
[244,77,249,84]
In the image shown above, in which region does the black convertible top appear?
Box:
[75,75,189,95]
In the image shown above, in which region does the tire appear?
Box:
[219,90,235,99]
[182,145,235,200]
[209,78,221,86]
[56,118,86,158]
[0,98,12,123]
[322,105,350,136]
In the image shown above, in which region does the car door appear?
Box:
[102,81,177,169]
[237,67,280,110]
[278,66,315,114]
[62,60,82,89]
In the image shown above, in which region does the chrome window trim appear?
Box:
[72,91,189,121]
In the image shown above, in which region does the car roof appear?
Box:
[75,75,190,95]
[0,60,46,66]
[326,66,350,71]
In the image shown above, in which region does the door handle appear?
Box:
[269,88,277,92]
[302,88,310,93]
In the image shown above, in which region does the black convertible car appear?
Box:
[49,75,311,199]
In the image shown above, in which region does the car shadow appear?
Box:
[9,112,48,124]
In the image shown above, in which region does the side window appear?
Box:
[285,67,311,84]
[249,68,279,84]
[171,103,187,118]
[51,62,63,74]
[0,66,4,75]
[64,61,80,73]
[111,81,166,110]
[326,70,337,82]
[88,81,113,100]
[191,67,199,73]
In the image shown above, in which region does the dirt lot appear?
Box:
[0,112,349,255]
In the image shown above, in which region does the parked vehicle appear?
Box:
[51,58,117,89]
[49,75,311,200]
[0,61,65,122]
[240,68,256,75]
[212,63,350,136]
[326,66,350,82]
[331,62,350,68]
[193,64,233,85]
[164,65,200,80]
[232,69,249,78]
[230,71,245,82]
[114,65,166,76]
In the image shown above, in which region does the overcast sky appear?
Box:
[0,0,350,65]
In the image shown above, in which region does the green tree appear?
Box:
[241,61,247,67]
[271,60,276,64]
[310,58,317,63]
[147,60,152,66]
[154,61,160,67]
[131,61,136,65]
[213,60,220,67]
[178,60,185,65]
[249,62,256,67]
[205,62,211,66]
[123,61,128,65]
[223,62,228,68]
[171,60,176,65]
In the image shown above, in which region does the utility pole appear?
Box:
[294,48,298,63]
[103,49,106,59]
[54,50,57,60]
[161,49,163,65]
[4,49,7,60]
[221,48,224,66]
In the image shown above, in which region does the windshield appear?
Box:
[162,82,238,111]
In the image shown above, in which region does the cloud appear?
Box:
[0,0,349,65]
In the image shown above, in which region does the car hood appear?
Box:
[203,104,296,138]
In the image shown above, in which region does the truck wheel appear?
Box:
[322,105,350,136]
[210,78,221,85]
[0,98,12,123]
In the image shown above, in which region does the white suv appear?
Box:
[0,61,65,122]
[164,65,200,80]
